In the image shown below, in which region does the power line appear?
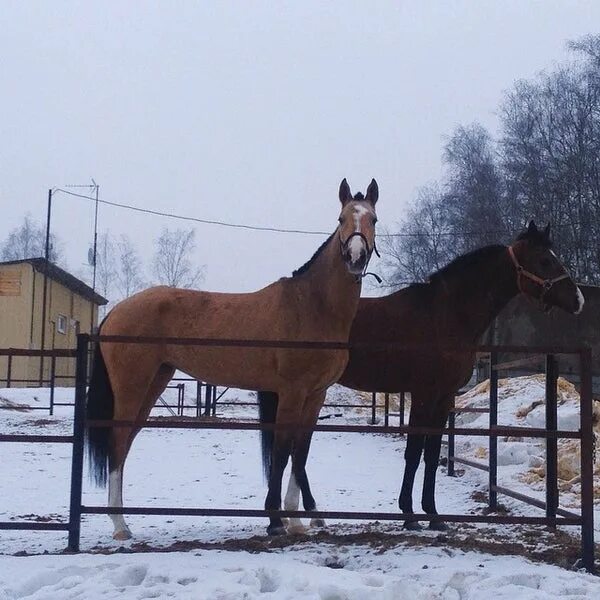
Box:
[52,187,516,239]
[55,188,331,236]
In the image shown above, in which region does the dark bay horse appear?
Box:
[259,222,584,530]
[86,178,379,539]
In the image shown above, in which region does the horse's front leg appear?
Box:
[291,390,327,530]
[264,391,303,536]
[280,390,326,534]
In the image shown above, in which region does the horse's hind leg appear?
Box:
[421,397,452,531]
[108,364,175,540]
[398,394,427,530]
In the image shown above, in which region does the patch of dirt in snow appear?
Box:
[82,522,600,572]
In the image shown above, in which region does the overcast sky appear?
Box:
[2,1,600,296]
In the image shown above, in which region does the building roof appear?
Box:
[0,258,108,305]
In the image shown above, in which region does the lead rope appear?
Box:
[358,241,382,284]
[362,240,382,283]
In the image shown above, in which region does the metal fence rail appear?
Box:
[0,347,76,532]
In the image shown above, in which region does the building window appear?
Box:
[57,314,68,335]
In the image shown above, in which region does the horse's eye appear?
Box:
[338,217,343,224]
[372,217,378,225]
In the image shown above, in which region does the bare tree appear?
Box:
[443,123,509,251]
[115,234,145,299]
[500,37,600,283]
[380,184,453,287]
[152,228,205,288]
[94,231,117,314]
[1,214,62,263]
[383,34,600,286]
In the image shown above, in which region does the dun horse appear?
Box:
[86,178,379,539]
[260,222,584,529]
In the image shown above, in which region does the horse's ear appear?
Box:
[365,179,378,205]
[543,223,551,240]
[339,178,352,205]
[527,220,538,234]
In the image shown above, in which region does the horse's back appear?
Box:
[102,285,281,338]
[340,285,474,394]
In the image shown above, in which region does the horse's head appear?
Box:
[509,221,584,315]
[337,178,379,277]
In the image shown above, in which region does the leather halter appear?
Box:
[339,231,381,283]
[508,245,570,303]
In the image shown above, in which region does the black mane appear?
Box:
[292,232,336,277]
[428,245,506,283]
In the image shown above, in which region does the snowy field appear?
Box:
[0,378,599,598]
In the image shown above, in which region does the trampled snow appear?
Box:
[0,377,598,598]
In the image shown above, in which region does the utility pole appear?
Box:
[90,179,99,333]
[39,180,99,383]
[39,188,53,384]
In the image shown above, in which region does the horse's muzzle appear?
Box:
[342,233,369,275]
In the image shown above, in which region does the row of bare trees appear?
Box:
[382,35,600,287]
[94,228,204,305]
[0,219,204,311]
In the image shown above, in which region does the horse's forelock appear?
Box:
[516,228,553,248]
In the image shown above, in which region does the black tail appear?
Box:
[258,391,279,481]
[85,335,114,488]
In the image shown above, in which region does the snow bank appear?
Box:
[1,546,599,600]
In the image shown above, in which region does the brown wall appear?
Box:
[0,263,99,387]
[0,264,34,385]
[482,284,600,388]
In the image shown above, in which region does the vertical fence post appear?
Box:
[371,392,376,424]
[579,348,595,573]
[68,334,88,552]
[384,393,389,427]
[211,385,217,417]
[178,384,184,416]
[545,354,558,528]
[447,410,455,477]
[204,383,211,416]
[196,381,201,418]
[49,355,56,416]
[6,353,13,388]
[399,391,405,434]
[488,351,498,511]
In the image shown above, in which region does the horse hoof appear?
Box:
[403,520,422,531]
[266,524,287,536]
[287,522,307,535]
[113,529,132,541]
[310,518,327,529]
[429,520,448,531]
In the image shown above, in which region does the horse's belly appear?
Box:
[168,346,347,393]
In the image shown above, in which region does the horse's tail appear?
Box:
[85,324,114,488]
[258,391,279,481]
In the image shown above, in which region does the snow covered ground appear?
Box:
[0,378,598,598]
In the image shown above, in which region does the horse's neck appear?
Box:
[437,247,518,342]
[306,232,361,329]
